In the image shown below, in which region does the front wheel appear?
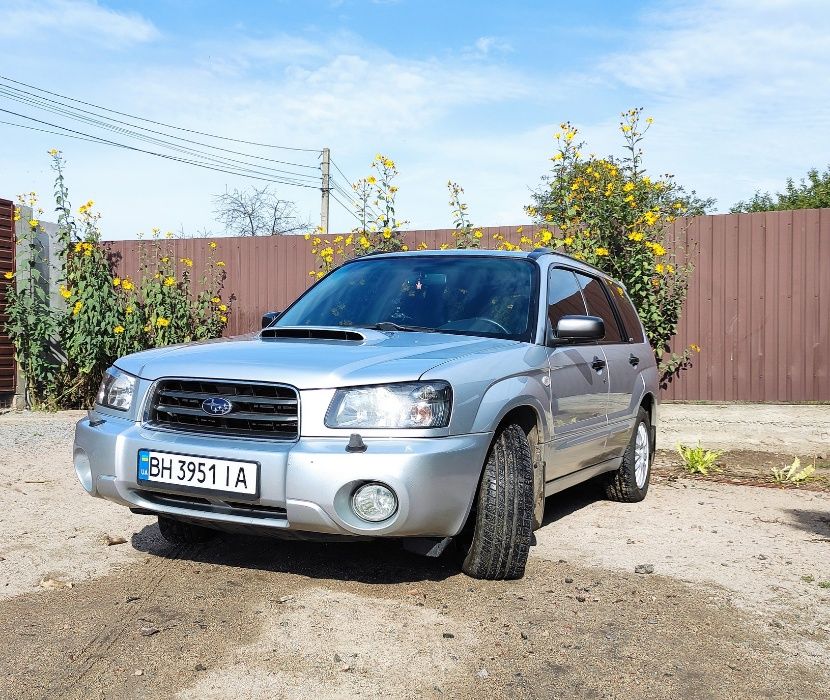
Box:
[459,424,534,580]
[604,408,652,502]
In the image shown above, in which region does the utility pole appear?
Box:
[320,147,330,235]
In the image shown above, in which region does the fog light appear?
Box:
[74,449,93,493]
[351,482,397,522]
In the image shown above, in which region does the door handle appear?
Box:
[591,356,606,372]
[629,353,640,367]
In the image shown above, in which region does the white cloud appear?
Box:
[470,36,513,57]
[0,0,159,47]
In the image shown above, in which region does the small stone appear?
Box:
[576,595,587,603]
[756,554,768,561]
[105,535,127,546]
[564,577,574,584]
[477,668,489,679]
[277,595,294,604]
[634,564,654,575]
[520,631,528,640]
[442,632,454,639]
[140,626,160,637]
[134,670,144,677]
[195,663,207,672]
[125,596,141,603]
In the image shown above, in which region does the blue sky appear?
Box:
[0,0,828,239]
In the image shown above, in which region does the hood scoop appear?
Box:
[260,326,366,342]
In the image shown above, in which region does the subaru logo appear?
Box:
[202,397,232,416]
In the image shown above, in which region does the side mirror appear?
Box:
[552,315,605,343]
[262,311,282,329]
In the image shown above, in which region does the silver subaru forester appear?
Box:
[74,249,658,580]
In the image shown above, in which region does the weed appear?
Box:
[676,443,722,476]
[771,457,815,486]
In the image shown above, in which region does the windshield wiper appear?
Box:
[363,322,437,333]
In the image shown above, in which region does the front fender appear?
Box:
[469,376,551,441]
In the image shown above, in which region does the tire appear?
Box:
[157,515,216,544]
[460,424,534,580]
[604,408,652,502]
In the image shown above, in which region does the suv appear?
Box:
[74,250,658,580]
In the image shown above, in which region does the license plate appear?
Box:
[137,449,259,498]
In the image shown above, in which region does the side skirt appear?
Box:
[544,457,620,497]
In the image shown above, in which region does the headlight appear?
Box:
[95,367,137,411]
[325,381,452,429]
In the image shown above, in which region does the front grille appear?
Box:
[147,378,299,440]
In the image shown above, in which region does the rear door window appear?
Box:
[573,272,624,344]
[603,278,645,343]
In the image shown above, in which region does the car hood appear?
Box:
[115,327,521,389]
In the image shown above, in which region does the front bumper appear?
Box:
[73,411,492,538]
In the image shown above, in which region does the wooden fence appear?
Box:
[0,199,16,398]
[105,209,830,402]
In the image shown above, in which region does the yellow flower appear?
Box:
[114,325,125,334]
[401,245,409,251]
[219,304,227,312]
[473,229,483,239]
[366,176,377,185]
[156,317,170,327]
[345,235,353,245]
[220,315,228,323]
[209,241,217,249]
[646,117,654,125]
[645,241,666,256]
[389,185,398,193]
[382,229,392,240]
[28,219,39,228]
[563,236,574,246]
[122,279,134,291]
[59,285,71,298]
[216,261,226,267]
[552,153,563,161]
[655,263,665,274]
[541,229,553,243]
[623,182,635,192]
[304,233,311,240]
[72,300,83,315]
[359,236,370,249]
[164,231,173,239]
[74,242,83,252]
[595,247,609,257]
[143,323,152,332]
[112,277,121,287]
[180,257,193,267]
[161,256,170,263]
[126,305,134,314]
[667,264,675,273]
[164,276,175,286]
[417,241,428,250]
[624,194,635,203]
[690,343,701,352]
[4,271,15,280]
[211,296,220,304]
[439,243,449,250]
[48,148,59,156]
[627,232,644,242]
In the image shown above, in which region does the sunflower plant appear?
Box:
[309,154,409,278]
[518,108,713,384]
[3,151,233,408]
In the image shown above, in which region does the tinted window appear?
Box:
[573,272,623,343]
[547,268,587,334]
[277,255,538,342]
[603,278,645,343]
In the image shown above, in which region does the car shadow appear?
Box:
[784,508,830,539]
[540,480,607,529]
[131,522,460,584]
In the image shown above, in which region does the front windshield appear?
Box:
[277,255,538,342]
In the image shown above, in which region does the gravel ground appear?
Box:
[0,409,828,699]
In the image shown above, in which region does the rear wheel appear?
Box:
[604,408,652,502]
[460,424,534,580]
[157,515,216,544]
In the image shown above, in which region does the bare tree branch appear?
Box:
[213,186,310,236]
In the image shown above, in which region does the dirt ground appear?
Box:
[1,409,829,699]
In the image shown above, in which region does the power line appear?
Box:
[329,190,362,224]
[0,111,320,188]
[0,82,320,170]
[0,89,321,181]
[0,73,321,152]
